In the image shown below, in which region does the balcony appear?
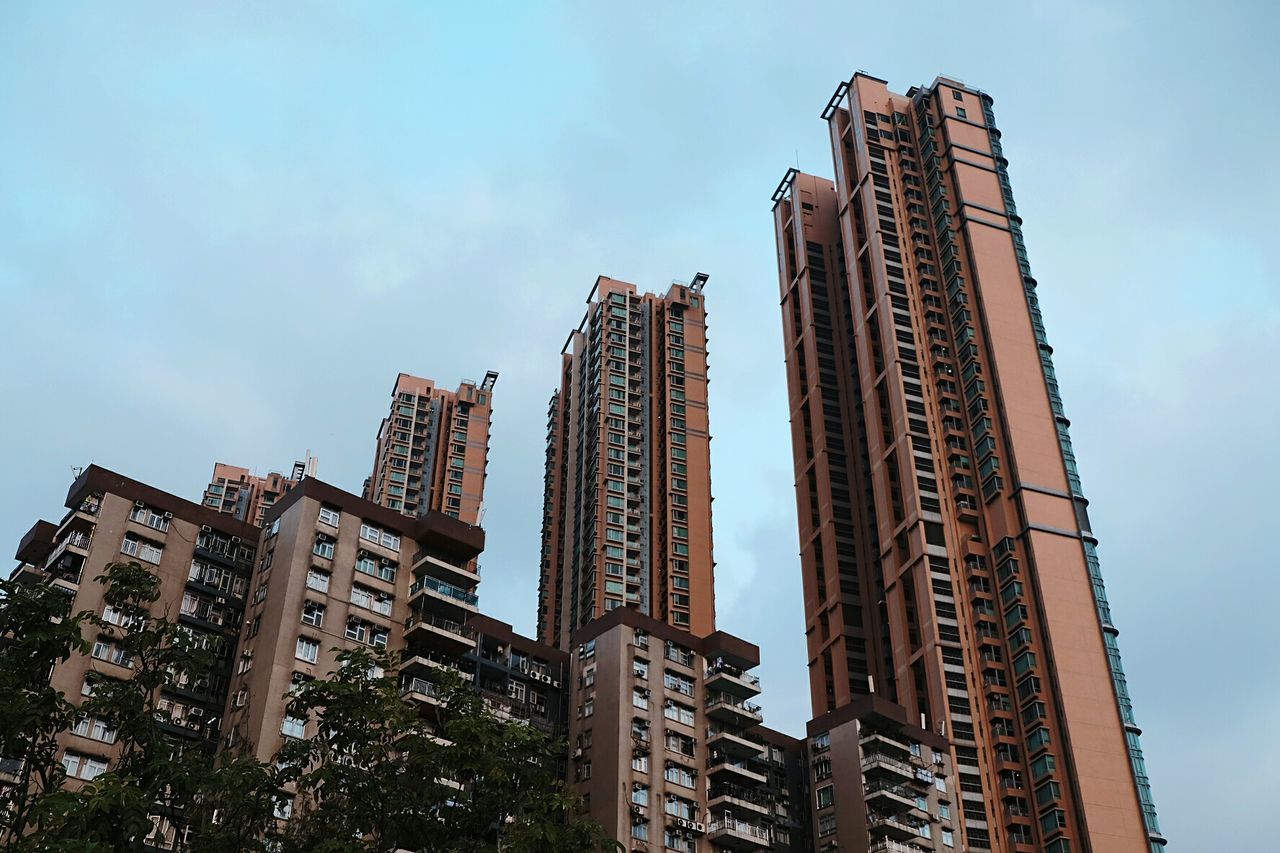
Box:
[706,692,763,727]
[403,612,477,653]
[707,817,771,850]
[708,753,767,786]
[409,574,479,612]
[868,812,920,841]
[705,662,761,699]
[411,549,478,589]
[861,753,917,783]
[868,840,927,853]
[400,651,471,680]
[400,676,442,706]
[707,727,765,760]
[709,784,771,817]
[45,531,92,570]
[865,781,919,813]
[860,730,912,757]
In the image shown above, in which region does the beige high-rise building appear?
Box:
[773,71,1164,853]
[538,275,715,651]
[363,372,497,524]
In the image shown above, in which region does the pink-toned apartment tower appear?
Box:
[201,456,316,528]
[363,372,497,525]
[773,72,1163,853]
[538,275,715,651]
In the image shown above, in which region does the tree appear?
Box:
[0,575,89,844]
[276,647,618,853]
[3,564,615,851]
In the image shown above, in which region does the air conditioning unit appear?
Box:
[201,525,212,533]
[232,691,248,708]
[572,748,583,759]
[135,500,146,508]
[230,536,241,544]
[163,511,173,520]
[691,821,705,834]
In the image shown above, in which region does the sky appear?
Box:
[1,1,1276,847]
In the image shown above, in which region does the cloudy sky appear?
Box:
[2,1,1275,846]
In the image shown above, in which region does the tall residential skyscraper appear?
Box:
[538,275,715,650]
[200,455,317,527]
[773,73,1163,852]
[363,371,497,524]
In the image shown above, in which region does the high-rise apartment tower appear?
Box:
[201,455,316,527]
[363,372,497,524]
[538,275,715,650]
[773,73,1163,852]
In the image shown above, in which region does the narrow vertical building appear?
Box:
[201,455,316,527]
[538,275,715,650]
[773,72,1163,853]
[363,371,497,524]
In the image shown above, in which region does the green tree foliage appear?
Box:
[1,562,615,852]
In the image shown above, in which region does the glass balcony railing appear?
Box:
[410,574,479,607]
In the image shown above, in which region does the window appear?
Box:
[663,763,695,788]
[630,822,648,841]
[956,106,967,119]
[313,538,334,560]
[91,639,132,668]
[359,523,401,551]
[281,715,307,739]
[816,785,834,809]
[72,717,117,744]
[663,701,695,726]
[663,671,694,696]
[301,601,325,627]
[939,802,950,819]
[633,658,649,679]
[631,784,648,806]
[122,535,163,564]
[62,752,108,781]
[633,688,649,710]
[631,754,648,773]
[952,89,963,100]
[274,797,294,821]
[296,637,320,664]
[306,568,330,593]
[1031,752,1057,779]
[581,699,594,718]
[665,795,694,819]
[350,585,392,616]
[818,813,837,837]
[129,504,170,532]
[318,505,341,527]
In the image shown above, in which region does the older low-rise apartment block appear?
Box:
[12,465,260,780]
[565,608,809,853]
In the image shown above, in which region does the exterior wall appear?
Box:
[774,71,1162,853]
[464,613,571,740]
[805,699,954,853]
[11,466,258,785]
[223,478,485,763]
[364,371,497,524]
[565,609,784,853]
[538,275,715,651]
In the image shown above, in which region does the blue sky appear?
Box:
[2,2,1276,847]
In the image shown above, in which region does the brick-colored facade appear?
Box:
[201,456,316,527]
[538,275,715,650]
[363,371,497,524]
[773,72,1163,853]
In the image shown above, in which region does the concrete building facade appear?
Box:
[565,608,802,853]
[12,466,259,781]
[772,71,1163,853]
[363,371,497,524]
[538,275,716,650]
